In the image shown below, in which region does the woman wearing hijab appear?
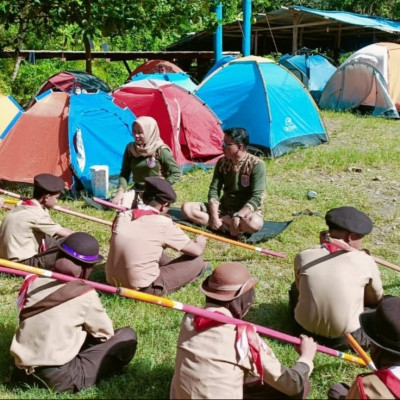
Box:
[112,116,182,208]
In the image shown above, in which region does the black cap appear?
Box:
[360,297,400,356]
[143,177,176,204]
[57,232,104,264]
[325,206,373,235]
[34,173,65,194]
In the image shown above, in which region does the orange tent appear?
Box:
[0,92,73,187]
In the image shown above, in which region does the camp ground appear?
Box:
[195,55,328,158]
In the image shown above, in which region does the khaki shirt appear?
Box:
[170,306,313,399]
[0,199,61,261]
[105,210,191,289]
[347,370,400,399]
[294,244,383,338]
[10,277,114,370]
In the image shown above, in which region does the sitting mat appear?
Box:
[168,207,293,244]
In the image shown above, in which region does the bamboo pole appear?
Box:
[325,236,400,273]
[0,188,113,227]
[345,333,376,371]
[0,258,366,367]
[92,197,286,258]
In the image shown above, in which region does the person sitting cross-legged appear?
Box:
[0,173,74,268]
[181,127,266,238]
[106,176,210,295]
[289,206,384,351]
[10,232,137,393]
[170,262,317,399]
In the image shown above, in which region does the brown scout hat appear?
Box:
[57,232,104,264]
[325,206,373,235]
[34,173,65,194]
[201,262,258,301]
[359,296,400,356]
[144,176,177,204]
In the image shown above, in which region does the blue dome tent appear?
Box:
[195,56,328,158]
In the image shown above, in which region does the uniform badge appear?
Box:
[147,158,156,168]
[241,175,250,187]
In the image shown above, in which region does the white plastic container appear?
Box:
[90,165,109,198]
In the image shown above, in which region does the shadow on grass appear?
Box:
[247,300,294,335]
[3,357,174,399]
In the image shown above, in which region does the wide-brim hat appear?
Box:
[57,232,104,264]
[201,262,258,301]
[325,206,373,235]
[359,297,400,356]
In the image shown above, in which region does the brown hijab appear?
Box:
[129,116,166,158]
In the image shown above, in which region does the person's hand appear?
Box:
[294,335,317,361]
[112,190,124,205]
[209,214,223,231]
[230,215,241,237]
[195,235,207,250]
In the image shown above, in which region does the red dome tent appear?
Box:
[112,79,224,169]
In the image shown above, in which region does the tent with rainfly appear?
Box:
[0,94,24,140]
[195,56,328,158]
[319,42,400,118]
[112,79,224,170]
[278,51,337,102]
[0,90,135,191]
[28,70,111,108]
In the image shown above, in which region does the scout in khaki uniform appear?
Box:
[0,173,74,267]
[10,232,137,393]
[170,262,317,400]
[289,206,384,351]
[106,176,210,295]
[328,296,400,399]
[181,127,266,238]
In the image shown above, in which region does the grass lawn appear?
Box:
[0,110,399,399]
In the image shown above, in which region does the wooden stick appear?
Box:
[0,259,366,367]
[0,188,112,227]
[345,333,377,371]
[92,197,286,258]
[325,236,400,273]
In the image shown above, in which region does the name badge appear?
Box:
[241,175,250,187]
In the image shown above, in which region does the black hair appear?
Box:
[224,127,249,147]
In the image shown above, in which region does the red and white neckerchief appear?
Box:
[21,199,36,206]
[375,368,400,398]
[194,316,264,383]
[236,324,264,383]
[322,241,343,253]
[132,204,159,220]
[16,274,38,312]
